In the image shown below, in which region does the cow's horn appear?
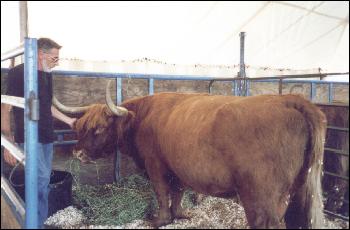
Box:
[52,96,91,114]
[106,80,128,116]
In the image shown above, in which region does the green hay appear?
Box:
[182,189,198,209]
[71,173,198,226]
[66,158,198,226]
[72,173,156,226]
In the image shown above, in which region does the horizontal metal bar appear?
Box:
[1,95,25,109]
[211,72,349,81]
[52,70,215,81]
[1,44,24,62]
[251,79,349,84]
[1,68,349,84]
[43,72,350,84]
[323,171,349,181]
[1,134,25,165]
[51,71,349,83]
[327,126,349,132]
[53,140,77,146]
[54,129,75,135]
[316,102,349,107]
[325,193,349,204]
[1,176,25,223]
[324,147,349,157]
[1,68,10,73]
[324,209,349,221]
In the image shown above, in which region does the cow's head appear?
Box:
[53,80,133,163]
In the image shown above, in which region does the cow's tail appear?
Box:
[284,94,327,229]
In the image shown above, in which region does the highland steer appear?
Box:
[54,80,327,229]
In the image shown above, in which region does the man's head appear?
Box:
[37,38,61,72]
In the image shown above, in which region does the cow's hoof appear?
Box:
[151,217,173,228]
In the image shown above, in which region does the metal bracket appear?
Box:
[28,91,39,121]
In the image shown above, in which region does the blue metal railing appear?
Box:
[23,38,39,229]
[2,69,348,147]
[3,69,344,148]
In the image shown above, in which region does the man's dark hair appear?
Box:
[37,38,62,52]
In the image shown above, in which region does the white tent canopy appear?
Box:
[1,1,349,79]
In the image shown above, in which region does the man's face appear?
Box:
[39,48,60,71]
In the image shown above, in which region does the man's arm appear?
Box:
[1,104,12,135]
[1,104,17,166]
[51,106,77,129]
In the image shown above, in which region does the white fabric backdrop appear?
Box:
[1,1,349,79]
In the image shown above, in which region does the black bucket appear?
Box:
[10,169,73,217]
[48,170,73,217]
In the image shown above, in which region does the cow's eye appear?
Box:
[95,127,105,135]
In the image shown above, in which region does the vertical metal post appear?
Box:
[311,82,316,101]
[328,83,333,103]
[208,80,213,94]
[116,78,122,105]
[115,78,122,181]
[239,32,246,96]
[232,81,235,95]
[279,79,283,95]
[24,38,39,229]
[19,1,28,64]
[149,78,154,95]
[57,134,63,142]
[246,80,250,96]
[19,1,28,43]
[233,80,239,96]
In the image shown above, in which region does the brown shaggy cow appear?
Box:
[54,80,327,228]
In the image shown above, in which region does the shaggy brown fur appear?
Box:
[72,93,327,229]
[75,104,112,135]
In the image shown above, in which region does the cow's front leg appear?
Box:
[169,178,192,220]
[145,158,173,228]
[170,187,191,219]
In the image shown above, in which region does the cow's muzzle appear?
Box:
[73,149,96,164]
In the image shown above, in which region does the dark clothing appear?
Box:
[7,64,54,143]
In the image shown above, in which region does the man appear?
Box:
[1,37,76,228]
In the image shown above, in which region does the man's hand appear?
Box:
[51,106,77,130]
[2,131,17,166]
[4,148,17,166]
[69,118,77,129]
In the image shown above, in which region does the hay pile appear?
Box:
[71,174,156,226]
[45,173,349,229]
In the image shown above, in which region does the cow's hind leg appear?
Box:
[285,165,325,229]
[239,186,287,229]
[285,182,324,229]
[242,200,286,229]
[284,188,307,229]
